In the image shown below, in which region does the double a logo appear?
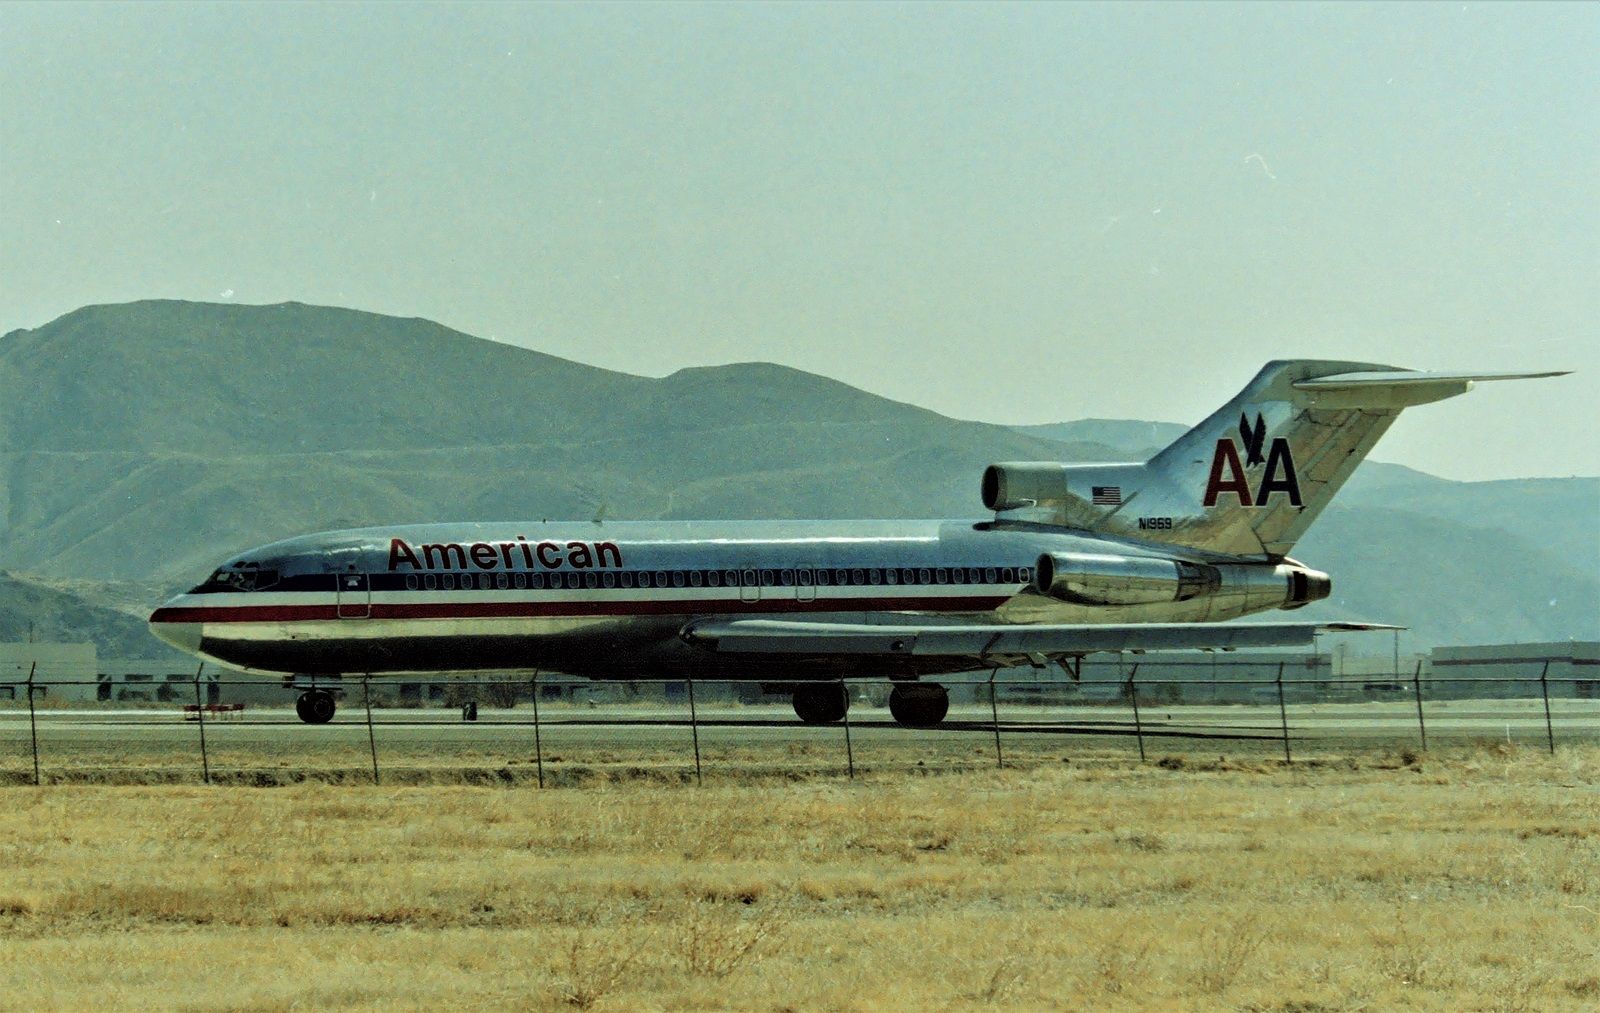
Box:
[1203,411,1303,508]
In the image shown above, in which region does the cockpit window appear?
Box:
[195,565,279,593]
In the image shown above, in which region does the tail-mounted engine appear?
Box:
[1033,551,1330,611]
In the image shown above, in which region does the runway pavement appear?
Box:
[1,697,1593,783]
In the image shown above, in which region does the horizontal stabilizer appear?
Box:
[1294,369,1569,389]
[683,619,1400,660]
[1290,368,1570,409]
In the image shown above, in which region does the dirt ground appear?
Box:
[1,742,1596,1010]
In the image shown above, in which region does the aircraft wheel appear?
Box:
[792,683,849,724]
[296,690,337,725]
[889,684,949,728]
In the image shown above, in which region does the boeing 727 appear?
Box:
[149,359,1564,725]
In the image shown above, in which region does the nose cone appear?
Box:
[149,601,203,655]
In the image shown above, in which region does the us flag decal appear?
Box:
[1091,486,1122,506]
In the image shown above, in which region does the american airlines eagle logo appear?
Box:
[1203,411,1302,508]
[1239,411,1268,466]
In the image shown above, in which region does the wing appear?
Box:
[682,618,1400,664]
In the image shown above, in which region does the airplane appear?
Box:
[149,359,1565,726]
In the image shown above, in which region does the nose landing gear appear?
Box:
[295,690,337,724]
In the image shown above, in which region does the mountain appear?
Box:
[2,299,1595,657]
[0,572,182,661]
[1008,419,1188,461]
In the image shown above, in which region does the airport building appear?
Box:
[1430,641,1599,699]
[0,642,98,702]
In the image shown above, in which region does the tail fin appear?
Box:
[987,360,1567,559]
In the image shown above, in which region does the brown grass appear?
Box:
[0,743,1597,1009]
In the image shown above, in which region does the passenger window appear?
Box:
[984,568,997,583]
[602,572,616,588]
[424,574,437,590]
[723,570,738,587]
[690,570,703,587]
[621,572,634,588]
[637,572,650,588]
[869,569,882,585]
[672,571,686,588]
[1002,567,1016,583]
[531,574,545,589]
[1019,567,1031,583]
[405,575,418,590]
[442,574,456,590]
[780,569,793,586]
[851,569,864,585]
[798,570,812,586]
[743,568,757,587]
[707,570,720,587]
[936,567,948,584]
[656,571,669,587]
[918,568,931,584]
[496,573,509,589]
[885,569,899,585]
[514,573,527,589]
[761,569,775,586]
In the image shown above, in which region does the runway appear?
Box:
[2,697,1593,783]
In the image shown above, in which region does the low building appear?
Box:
[0,642,99,702]
[1430,641,1600,699]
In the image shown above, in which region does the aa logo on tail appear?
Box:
[1203,412,1302,508]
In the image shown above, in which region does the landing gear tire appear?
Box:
[889,684,949,728]
[296,690,337,725]
[792,683,850,724]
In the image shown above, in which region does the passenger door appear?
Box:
[326,546,371,619]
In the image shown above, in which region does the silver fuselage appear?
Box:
[149,519,1298,680]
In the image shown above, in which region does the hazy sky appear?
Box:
[3,2,1595,481]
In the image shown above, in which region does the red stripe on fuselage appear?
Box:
[150,595,1013,625]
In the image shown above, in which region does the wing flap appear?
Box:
[683,619,1400,659]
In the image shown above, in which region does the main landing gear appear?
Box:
[295,690,337,724]
[789,682,951,728]
[888,684,949,728]
[792,683,849,724]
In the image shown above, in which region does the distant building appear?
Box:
[0,642,98,702]
[1430,641,1600,699]
[982,642,1445,706]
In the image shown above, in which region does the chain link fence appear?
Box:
[1,660,1595,785]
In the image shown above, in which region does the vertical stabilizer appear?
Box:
[986,360,1567,559]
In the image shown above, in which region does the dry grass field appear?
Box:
[1,743,1597,1011]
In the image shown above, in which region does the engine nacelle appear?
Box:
[981,463,1071,512]
[1033,552,1219,606]
[1033,552,1332,610]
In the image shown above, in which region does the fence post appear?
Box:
[529,671,545,789]
[25,662,39,786]
[192,663,210,784]
[363,677,380,785]
[1411,659,1428,752]
[988,667,1004,769]
[839,678,855,781]
[1539,660,1555,755]
[686,679,702,785]
[1126,660,1146,763]
[1276,661,1292,764]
